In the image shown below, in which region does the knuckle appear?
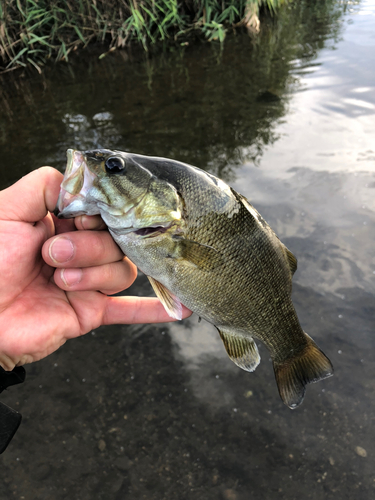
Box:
[92,233,109,258]
[123,258,137,285]
[98,260,137,294]
[103,263,117,283]
[95,233,122,261]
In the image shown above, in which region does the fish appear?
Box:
[56,148,333,409]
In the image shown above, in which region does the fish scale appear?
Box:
[56,149,334,409]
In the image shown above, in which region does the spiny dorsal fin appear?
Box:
[236,189,298,276]
[171,235,223,271]
[281,243,298,275]
[273,333,333,409]
[147,276,183,320]
[218,329,260,372]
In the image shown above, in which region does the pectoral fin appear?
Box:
[147,276,183,320]
[218,329,260,372]
[170,236,223,271]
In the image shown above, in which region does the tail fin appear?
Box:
[273,334,333,409]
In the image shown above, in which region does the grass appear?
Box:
[0,0,287,73]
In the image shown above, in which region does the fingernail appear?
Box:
[61,268,83,287]
[80,215,106,230]
[49,237,75,263]
[79,215,96,230]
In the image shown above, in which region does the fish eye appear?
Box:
[105,157,125,174]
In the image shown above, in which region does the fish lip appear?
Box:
[55,149,97,216]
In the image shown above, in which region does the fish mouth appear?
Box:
[56,149,97,217]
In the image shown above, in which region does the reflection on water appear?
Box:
[1,1,375,499]
[0,1,356,187]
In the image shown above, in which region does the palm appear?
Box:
[0,218,94,366]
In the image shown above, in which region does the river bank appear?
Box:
[0,0,286,74]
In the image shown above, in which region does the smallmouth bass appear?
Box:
[56,149,333,409]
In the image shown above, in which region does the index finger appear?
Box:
[53,215,106,235]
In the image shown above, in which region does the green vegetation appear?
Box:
[0,0,286,73]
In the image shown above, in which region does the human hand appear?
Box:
[0,167,191,370]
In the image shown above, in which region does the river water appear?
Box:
[0,1,374,499]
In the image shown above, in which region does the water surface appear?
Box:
[1,1,374,499]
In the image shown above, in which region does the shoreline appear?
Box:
[0,0,286,74]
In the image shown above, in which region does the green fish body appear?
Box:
[57,149,333,408]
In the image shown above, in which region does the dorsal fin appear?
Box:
[218,328,260,372]
[235,189,298,276]
[281,243,298,275]
[147,276,183,320]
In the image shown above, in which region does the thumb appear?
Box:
[0,167,63,223]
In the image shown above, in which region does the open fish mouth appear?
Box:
[56,149,98,217]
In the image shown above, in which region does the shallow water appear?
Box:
[1,1,375,499]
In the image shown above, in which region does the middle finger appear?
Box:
[55,258,138,295]
[42,230,124,268]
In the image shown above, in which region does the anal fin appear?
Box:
[147,276,183,320]
[218,329,260,372]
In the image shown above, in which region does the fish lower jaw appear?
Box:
[57,194,95,218]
